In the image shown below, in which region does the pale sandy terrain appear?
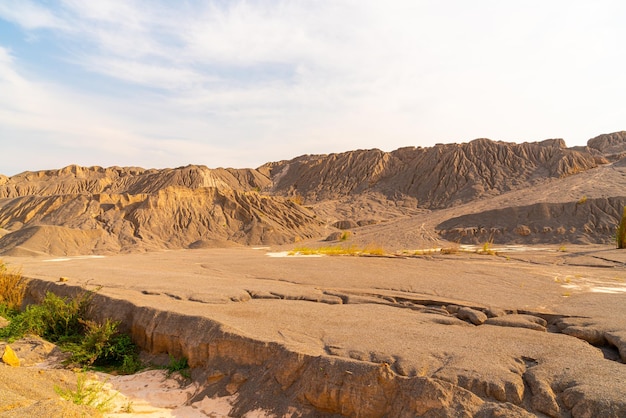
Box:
[4,244,626,417]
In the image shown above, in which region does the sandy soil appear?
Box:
[0,339,252,418]
[3,244,626,416]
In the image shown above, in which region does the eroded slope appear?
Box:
[0,165,323,255]
[263,138,598,208]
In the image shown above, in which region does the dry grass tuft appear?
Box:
[439,247,459,255]
[0,261,26,312]
[289,244,386,257]
[477,242,497,256]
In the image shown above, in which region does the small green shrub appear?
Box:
[0,291,91,342]
[0,291,142,374]
[577,195,587,205]
[41,291,93,340]
[119,351,143,375]
[165,354,190,378]
[617,207,626,249]
[63,319,140,372]
[55,372,117,413]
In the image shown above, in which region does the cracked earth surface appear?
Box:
[5,245,626,417]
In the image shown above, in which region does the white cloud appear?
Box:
[0,0,625,175]
[0,0,67,30]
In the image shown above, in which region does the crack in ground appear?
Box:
[138,284,626,365]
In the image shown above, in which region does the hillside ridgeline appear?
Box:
[262,137,598,208]
[1,131,625,255]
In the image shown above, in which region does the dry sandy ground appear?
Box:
[0,337,265,417]
[3,244,626,416]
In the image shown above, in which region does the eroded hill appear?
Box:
[0,165,323,255]
[1,131,625,255]
[262,137,599,208]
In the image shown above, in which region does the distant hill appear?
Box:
[0,166,323,255]
[1,131,625,255]
[261,137,599,208]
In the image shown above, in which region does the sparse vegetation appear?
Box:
[411,244,500,257]
[55,372,117,413]
[121,400,134,413]
[477,242,497,255]
[0,291,91,342]
[617,207,626,249]
[340,231,351,241]
[64,318,141,373]
[0,261,26,315]
[0,290,142,374]
[165,354,190,379]
[289,245,385,257]
[438,247,459,255]
[577,195,587,205]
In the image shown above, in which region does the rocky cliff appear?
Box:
[587,131,626,160]
[438,197,626,245]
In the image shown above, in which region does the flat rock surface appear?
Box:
[5,245,626,416]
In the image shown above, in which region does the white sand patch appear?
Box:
[590,287,626,294]
[459,245,552,253]
[98,369,251,418]
[43,255,106,262]
[558,276,626,294]
[266,251,323,258]
[252,246,271,250]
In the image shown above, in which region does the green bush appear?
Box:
[0,291,91,342]
[63,318,140,372]
[0,291,142,374]
[55,372,117,413]
[165,354,190,378]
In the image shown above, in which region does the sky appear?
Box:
[0,1,624,175]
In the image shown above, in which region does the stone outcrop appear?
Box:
[437,196,626,245]
[20,277,626,418]
[2,345,20,367]
[587,131,626,160]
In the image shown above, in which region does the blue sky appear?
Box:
[1,1,624,175]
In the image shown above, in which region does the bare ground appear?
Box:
[3,244,626,417]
